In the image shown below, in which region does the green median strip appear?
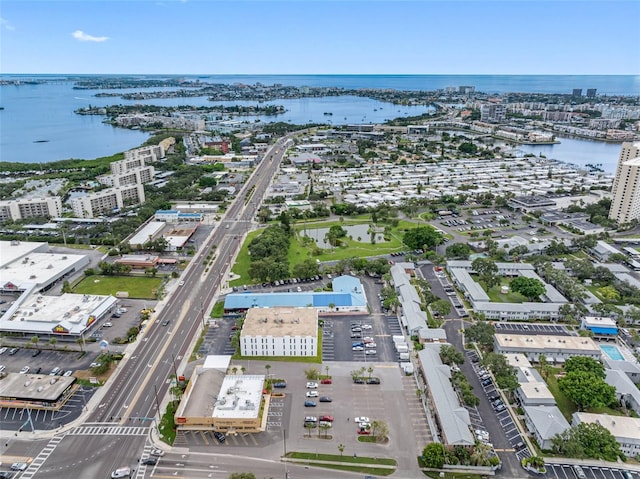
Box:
[285,451,396,466]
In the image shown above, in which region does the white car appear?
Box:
[11,463,28,471]
[0,347,7,355]
[361,324,373,330]
[365,349,377,355]
[306,391,319,398]
[150,448,165,457]
[354,416,370,424]
[103,322,113,328]
[111,467,131,478]
[365,342,377,348]
[63,370,74,377]
[178,281,185,286]
[352,346,364,351]
[306,382,318,389]
[20,366,30,374]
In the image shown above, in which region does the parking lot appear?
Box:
[494,322,573,336]
[322,315,399,363]
[545,464,637,479]
[466,350,531,463]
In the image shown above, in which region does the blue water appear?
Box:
[600,344,624,361]
[1,74,638,164]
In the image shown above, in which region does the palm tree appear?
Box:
[240,366,246,375]
[265,364,271,380]
[31,336,39,350]
[49,337,57,350]
[76,336,85,352]
[304,422,314,438]
[325,365,330,379]
[231,366,238,375]
[367,366,374,379]
[337,443,345,457]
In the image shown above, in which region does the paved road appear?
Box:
[10,138,293,479]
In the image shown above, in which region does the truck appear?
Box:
[399,352,410,361]
[396,345,409,353]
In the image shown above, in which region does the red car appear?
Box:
[319,415,334,422]
[320,378,332,384]
[357,427,371,435]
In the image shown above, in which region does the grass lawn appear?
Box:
[230,218,430,285]
[545,373,577,421]
[477,277,528,303]
[73,275,163,299]
[286,451,396,466]
[158,400,178,445]
[211,301,225,318]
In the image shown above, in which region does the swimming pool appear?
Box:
[601,344,624,361]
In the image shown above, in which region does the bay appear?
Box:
[1,74,638,165]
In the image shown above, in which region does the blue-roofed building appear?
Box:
[581,316,618,336]
[223,275,367,314]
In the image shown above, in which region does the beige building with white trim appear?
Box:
[240,307,318,357]
[609,141,640,224]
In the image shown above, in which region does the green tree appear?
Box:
[31,335,39,349]
[509,276,546,301]
[422,443,446,468]
[552,422,623,462]
[559,371,616,410]
[465,321,495,348]
[439,344,465,366]
[564,356,606,379]
[471,257,499,289]
[445,242,471,259]
[403,225,443,250]
[431,299,451,318]
[49,337,57,350]
[325,225,347,247]
[338,443,345,457]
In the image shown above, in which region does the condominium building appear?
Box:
[480,103,506,122]
[0,197,63,222]
[98,166,155,187]
[609,141,640,224]
[110,145,164,175]
[70,184,145,218]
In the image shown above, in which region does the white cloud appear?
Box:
[1,17,15,31]
[72,30,109,42]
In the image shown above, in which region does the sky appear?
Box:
[1,0,639,75]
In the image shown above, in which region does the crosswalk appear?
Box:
[68,423,149,436]
[19,435,64,479]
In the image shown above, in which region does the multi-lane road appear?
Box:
[8,137,296,479]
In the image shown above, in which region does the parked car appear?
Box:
[354,416,370,424]
[353,378,365,384]
[272,381,287,388]
[319,415,334,422]
[304,400,317,407]
[19,366,30,374]
[63,370,74,377]
[213,431,226,442]
[10,463,27,471]
[49,367,61,376]
[306,382,318,389]
[320,378,332,384]
[319,396,332,402]
[306,391,319,398]
[0,347,7,355]
[8,348,18,356]
[31,349,41,357]
[366,378,381,384]
[365,349,377,355]
[573,466,586,479]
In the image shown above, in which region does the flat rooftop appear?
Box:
[1,250,87,290]
[519,382,554,401]
[213,375,265,420]
[179,368,226,419]
[495,334,600,353]
[1,292,117,335]
[129,221,165,246]
[0,241,48,268]
[242,307,318,337]
[574,413,640,440]
[0,373,75,402]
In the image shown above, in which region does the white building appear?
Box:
[128,222,166,248]
[494,334,601,363]
[523,405,570,450]
[572,413,640,458]
[609,142,640,224]
[70,184,146,218]
[0,197,63,222]
[98,166,155,187]
[240,307,318,357]
[111,145,163,174]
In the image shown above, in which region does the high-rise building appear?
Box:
[586,88,597,98]
[480,104,506,122]
[0,197,63,222]
[70,184,146,218]
[572,88,583,97]
[609,141,640,224]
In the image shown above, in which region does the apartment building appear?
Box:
[98,166,155,187]
[70,184,145,218]
[0,197,63,222]
[110,145,164,175]
[609,141,640,224]
[480,103,506,122]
